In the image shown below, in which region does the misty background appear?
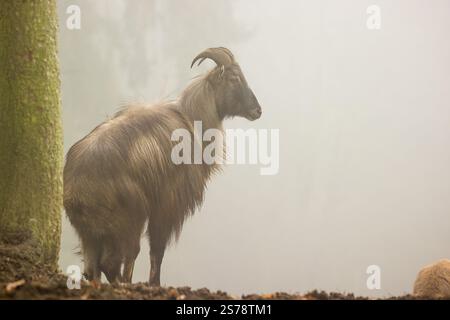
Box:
[57,0,450,297]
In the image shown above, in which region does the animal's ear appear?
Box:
[218,66,225,79]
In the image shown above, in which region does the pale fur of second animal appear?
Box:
[413,259,450,299]
[63,47,262,286]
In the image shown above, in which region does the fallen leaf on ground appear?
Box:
[6,279,26,293]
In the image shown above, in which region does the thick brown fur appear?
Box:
[63,48,262,285]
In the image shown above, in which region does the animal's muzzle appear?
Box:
[248,106,262,120]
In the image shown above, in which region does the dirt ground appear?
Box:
[0,232,418,300]
[1,278,418,300]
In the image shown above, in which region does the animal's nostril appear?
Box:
[257,108,262,115]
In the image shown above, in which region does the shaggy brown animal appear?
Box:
[63,47,262,286]
[413,259,450,299]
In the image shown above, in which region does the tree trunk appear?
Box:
[0,0,62,272]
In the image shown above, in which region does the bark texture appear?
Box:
[0,0,62,269]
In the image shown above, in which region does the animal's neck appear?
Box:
[177,76,223,133]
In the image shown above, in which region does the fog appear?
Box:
[57,0,450,297]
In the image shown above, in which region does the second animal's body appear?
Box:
[63,47,262,286]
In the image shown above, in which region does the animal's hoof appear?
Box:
[148,282,161,288]
[89,280,101,289]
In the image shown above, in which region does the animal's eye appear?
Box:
[230,75,241,83]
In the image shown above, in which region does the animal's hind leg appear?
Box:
[147,223,171,287]
[82,239,101,287]
[99,239,122,284]
[122,259,135,284]
[122,236,141,283]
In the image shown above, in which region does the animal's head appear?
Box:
[191,47,262,121]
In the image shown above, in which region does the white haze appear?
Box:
[57,0,450,297]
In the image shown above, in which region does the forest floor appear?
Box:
[0,278,419,300]
[0,232,419,300]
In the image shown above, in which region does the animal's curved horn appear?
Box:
[218,47,235,61]
[191,47,234,68]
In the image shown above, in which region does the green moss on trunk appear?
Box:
[0,0,62,270]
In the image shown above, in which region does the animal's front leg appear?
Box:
[147,223,169,287]
[149,250,164,286]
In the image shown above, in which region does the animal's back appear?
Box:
[64,102,214,245]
